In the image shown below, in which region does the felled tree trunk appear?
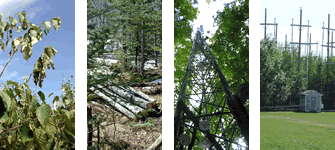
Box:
[147,134,162,150]
[89,84,156,120]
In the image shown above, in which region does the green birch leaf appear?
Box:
[22,44,32,61]
[49,46,57,56]
[6,80,18,86]
[22,11,26,18]
[48,93,53,98]
[42,21,51,32]
[4,22,9,31]
[64,110,75,135]
[56,101,63,109]
[44,46,53,59]
[0,91,11,110]
[30,29,37,37]
[43,30,48,36]
[21,121,33,142]
[1,43,5,51]
[23,83,29,89]
[52,96,59,105]
[37,91,46,103]
[50,17,61,31]
[5,38,9,46]
[25,88,32,103]
[43,117,57,139]
[49,60,55,70]
[9,16,18,27]
[42,53,49,61]
[33,128,48,150]
[17,12,24,23]
[5,88,14,98]
[16,26,21,33]
[9,29,12,38]
[22,18,28,30]
[36,104,52,125]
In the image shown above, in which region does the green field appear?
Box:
[260,112,335,149]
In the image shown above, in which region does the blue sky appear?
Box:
[0,0,75,107]
[260,0,335,59]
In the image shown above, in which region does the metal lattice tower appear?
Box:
[174,26,249,150]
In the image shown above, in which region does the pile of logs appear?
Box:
[88,84,161,120]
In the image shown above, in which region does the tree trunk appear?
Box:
[154,33,157,67]
[140,20,145,76]
[135,30,139,72]
[123,25,128,63]
[97,121,100,149]
[87,106,93,148]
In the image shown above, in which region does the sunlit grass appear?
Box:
[261,112,335,149]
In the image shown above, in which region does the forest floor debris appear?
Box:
[89,92,162,149]
[88,66,162,149]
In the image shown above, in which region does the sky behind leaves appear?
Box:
[0,0,75,106]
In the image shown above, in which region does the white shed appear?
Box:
[298,90,323,113]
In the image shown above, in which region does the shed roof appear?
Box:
[300,90,323,96]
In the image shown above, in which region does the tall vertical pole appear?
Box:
[309,33,313,55]
[291,19,294,62]
[327,14,330,94]
[316,41,320,56]
[264,9,267,40]
[298,7,302,66]
[305,41,308,90]
[307,20,310,57]
[290,18,293,105]
[321,22,324,93]
[332,31,333,56]
[307,33,311,89]
[285,34,287,51]
[274,18,276,50]
[274,18,276,41]
[322,22,325,64]
[301,41,308,56]
[276,20,278,43]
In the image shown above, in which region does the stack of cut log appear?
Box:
[89,84,160,120]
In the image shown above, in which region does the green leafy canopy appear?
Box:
[0,11,75,149]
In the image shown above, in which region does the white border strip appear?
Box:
[75,0,87,148]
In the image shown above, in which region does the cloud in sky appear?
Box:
[27,6,43,20]
[0,0,38,19]
[0,71,18,81]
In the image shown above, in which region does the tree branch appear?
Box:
[0,50,15,79]
[0,118,38,135]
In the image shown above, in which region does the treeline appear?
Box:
[260,38,335,108]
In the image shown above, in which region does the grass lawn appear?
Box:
[260,112,335,149]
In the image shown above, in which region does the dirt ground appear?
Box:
[88,82,162,149]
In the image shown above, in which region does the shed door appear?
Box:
[306,97,311,111]
[311,97,317,110]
